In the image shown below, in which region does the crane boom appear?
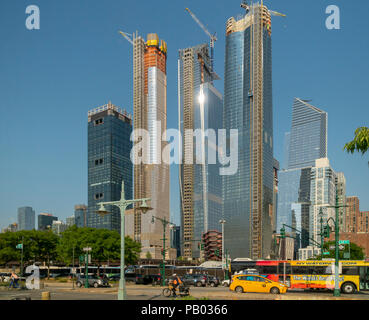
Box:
[185,8,216,42]
[269,10,286,17]
[119,30,133,45]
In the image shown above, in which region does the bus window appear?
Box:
[291,266,310,275]
[277,263,291,275]
[310,266,332,275]
[342,267,359,275]
[261,266,277,275]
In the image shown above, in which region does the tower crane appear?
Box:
[185,8,217,77]
[119,30,133,45]
[241,1,286,17]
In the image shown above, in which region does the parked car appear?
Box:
[206,275,220,287]
[75,275,109,288]
[222,279,230,287]
[144,274,162,285]
[229,274,288,294]
[135,274,148,284]
[181,274,207,287]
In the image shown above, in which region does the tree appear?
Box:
[316,241,364,260]
[344,127,369,155]
[56,227,141,269]
[0,230,58,277]
[145,251,152,260]
[124,236,141,265]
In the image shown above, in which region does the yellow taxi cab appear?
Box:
[229,274,288,294]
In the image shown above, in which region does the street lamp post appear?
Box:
[324,192,349,297]
[151,215,176,286]
[219,219,227,279]
[72,245,75,289]
[319,208,324,259]
[95,180,152,300]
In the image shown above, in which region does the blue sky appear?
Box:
[0,0,368,229]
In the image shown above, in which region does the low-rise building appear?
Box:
[299,246,321,260]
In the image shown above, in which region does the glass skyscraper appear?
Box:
[74,204,87,228]
[17,206,35,230]
[179,44,223,259]
[87,102,132,232]
[223,3,274,259]
[277,98,328,250]
[288,98,327,169]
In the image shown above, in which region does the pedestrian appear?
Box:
[8,272,19,289]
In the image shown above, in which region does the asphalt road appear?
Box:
[1,284,369,300]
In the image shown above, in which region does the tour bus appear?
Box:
[230,259,369,294]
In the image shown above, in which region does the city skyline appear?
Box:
[1,0,369,232]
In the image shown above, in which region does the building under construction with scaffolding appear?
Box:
[178,44,223,260]
[132,32,171,259]
[223,1,278,259]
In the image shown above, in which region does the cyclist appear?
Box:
[171,274,182,297]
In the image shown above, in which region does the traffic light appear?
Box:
[280,227,286,238]
[323,225,330,238]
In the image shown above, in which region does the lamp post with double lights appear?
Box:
[322,193,349,297]
[151,215,176,286]
[95,180,152,300]
[219,219,227,280]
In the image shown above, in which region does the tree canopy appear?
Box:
[315,241,365,260]
[0,227,141,267]
[344,127,369,155]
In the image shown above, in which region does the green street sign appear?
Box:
[339,240,350,245]
[16,244,23,249]
[323,252,330,255]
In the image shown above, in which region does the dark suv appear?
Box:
[206,275,220,287]
[181,274,207,287]
[75,275,109,288]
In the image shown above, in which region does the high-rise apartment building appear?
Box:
[87,102,132,232]
[17,206,35,231]
[346,196,360,233]
[66,216,75,227]
[132,33,170,258]
[309,158,337,245]
[222,3,275,259]
[52,220,68,236]
[38,213,57,231]
[179,43,223,259]
[277,99,328,249]
[74,204,87,228]
[359,211,369,233]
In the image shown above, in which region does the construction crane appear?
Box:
[241,1,286,17]
[119,30,133,45]
[185,8,217,76]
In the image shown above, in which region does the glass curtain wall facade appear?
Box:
[17,206,35,230]
[179,44,223,259]
[277,98,328,250]
[223,3,274,259]
[309,158,336,245]
[74,204,87,228]
[288,98,327,169]
[87,102,132,232]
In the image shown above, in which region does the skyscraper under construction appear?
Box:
[179,44,223,259]
[132,33,170,259]
[223,2,279,259]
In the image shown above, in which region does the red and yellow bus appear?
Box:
[230,259,369,294]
